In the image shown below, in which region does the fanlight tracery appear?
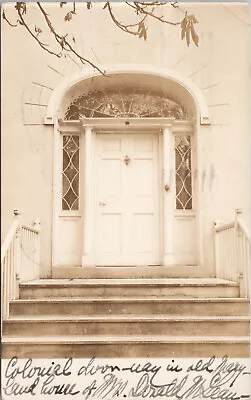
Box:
[65,88,188,120]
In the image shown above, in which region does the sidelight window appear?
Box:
[175,135,192,210]
[62,135,80,210]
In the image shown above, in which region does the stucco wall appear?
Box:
[1,3,250,277]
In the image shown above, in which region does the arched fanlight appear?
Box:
[65,87,189,120]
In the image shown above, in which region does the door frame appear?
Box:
[54,117,197,269]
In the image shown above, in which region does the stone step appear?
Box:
[9,297,250,317]
[52,266,208,279]
[19,278,240,299]
[3,315,250,337]
[2,336,250,358]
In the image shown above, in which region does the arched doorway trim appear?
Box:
[49,65,207,274]
[45,64,210,125]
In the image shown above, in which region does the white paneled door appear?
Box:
[96,133,160,266]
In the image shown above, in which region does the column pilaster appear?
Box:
[163,125,175,265]
[82,125,95,266]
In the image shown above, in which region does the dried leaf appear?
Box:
[138,21,147,40]
[15,2,26,15]
[190,15,198,24]
[22,3,26,15]
[87,2,92,9]
[181,16,187,31]
[59,37,65,48]
[138,21,143,33]
[190,23,199,46]
[181,23,186,40]
[186,24,190,47]
[143,27,147,41]
[64,12,72,22]
[72,36,76,43]
[138,28,143,38]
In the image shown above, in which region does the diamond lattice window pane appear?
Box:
[175,136,192,210]
[62,135,80,210]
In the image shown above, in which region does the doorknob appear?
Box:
[124,155,130,165]
[99,201,106,206]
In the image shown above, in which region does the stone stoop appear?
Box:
[2,278,250,358]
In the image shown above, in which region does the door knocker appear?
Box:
[124,155,130,165]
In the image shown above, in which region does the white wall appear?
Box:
[1,3,250,277]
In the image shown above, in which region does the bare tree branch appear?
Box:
[36,2,105,75]
[2,9,18,27]
[16,3,63,58]
[2,2,199,75]
[106,2,148,36]
[128,2,183,26]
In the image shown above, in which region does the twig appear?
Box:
[37,2,105,74]
[16,5,62,57]
[131,2,183,26]
[2,1,198,76]
[106,2,147,36]
[2,9,18,27]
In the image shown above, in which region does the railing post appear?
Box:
[235,208,245,296]
[13,209,22,299]
[2,211,42,320]
[213,210,249,298]
[214,220,221,279]
[33,217,41,279]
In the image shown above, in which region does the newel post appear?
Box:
[33,217,41,280]
[214,219,221,279]
[13,209,22,299]
[235,208,244,295]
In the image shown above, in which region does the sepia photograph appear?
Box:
[1,1,250,398]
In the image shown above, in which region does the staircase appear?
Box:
[1,210,250,359]
[2,277,250,358]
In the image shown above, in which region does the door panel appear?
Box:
[96,133,159,266]
[133,214,154,253]
[101,159,122,199]
[133,159,153,196]
[101,214,122,254]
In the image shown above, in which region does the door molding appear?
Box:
[45,65,211,126]
[53,118,197,268]
[46,65,212,271]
